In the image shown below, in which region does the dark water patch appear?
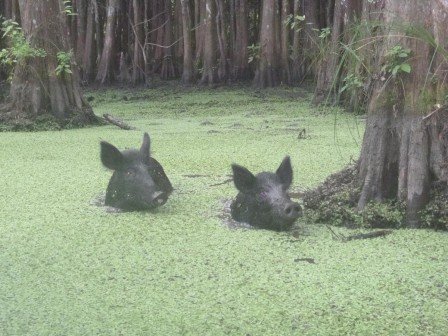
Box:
[294,258,316,264]
[228,123,244,128]
[90,192,124,213]
[209,177,233,187]
[219,199,256,230]
[90,192,164,214]
[183,174,211,178]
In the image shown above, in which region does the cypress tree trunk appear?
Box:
[131,0,146,84]
[279,0,291,85]
[95,0,118,85]
[254,0,278,88]
[313,0,344,104]
[231,0,249,81]
[357,0,448,227]
[160,1,177,80]
[81,1,97,83]
[0,0,97,128]
[199,0,218,85]
[180,0,195,84]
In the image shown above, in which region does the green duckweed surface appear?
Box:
[1,85,447,335]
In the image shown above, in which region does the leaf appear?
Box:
[3,25,14,36]
[400,63,411,73]
[339,84,348,93]
[392,65,400,75]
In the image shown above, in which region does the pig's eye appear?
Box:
[256,190,269,202]
[125,168,136,177]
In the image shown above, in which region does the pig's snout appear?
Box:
[151,191,168,207]
[283,202,302,219]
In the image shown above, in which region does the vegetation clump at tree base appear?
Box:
[0,106,101,132]
[303,162,448,230]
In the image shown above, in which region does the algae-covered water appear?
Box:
[1,86,447,335]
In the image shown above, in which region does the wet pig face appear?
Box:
[100,133,173,211]
[230,156,302,231]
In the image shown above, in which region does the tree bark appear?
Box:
[299,0,320,81]
[81,1,97,83]
[215,0,228,81]
[180,0,195,84]
[93,0,103,64]
[95,0,119,85]
[160,1,177,80]
[279,0,291,85]
[199,0,218,85]
[290,0,302,83]
[74,0,87,66]
[131,0,146,84]
[231,0,249,81]
[313,0,344,104]
[194,0,205,63]
[254,0,278,88]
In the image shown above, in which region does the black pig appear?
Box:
[230,156,302,231]
[100,133,173,210]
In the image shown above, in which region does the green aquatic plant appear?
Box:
[1,85,447,335]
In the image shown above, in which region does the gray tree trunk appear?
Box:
[0,0,97,127]
[95,0,119,85]
[180,0,195,84]
[199,0,218,85]
[357,0,448,227]
[254,0,278,88]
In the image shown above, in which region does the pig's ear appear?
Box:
[101,141,124,170]
[276,156,293,188]
[232,164,256,193]
[140,132,151,162]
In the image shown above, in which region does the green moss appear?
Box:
[1,85,447,335]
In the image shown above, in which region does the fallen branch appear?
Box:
[103,113,136,130]
[327,225,393,242]
[343,230,393,241]
[422,104,447,121]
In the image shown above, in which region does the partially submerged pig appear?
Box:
[230,156,302,231]
[100,133,173,211]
